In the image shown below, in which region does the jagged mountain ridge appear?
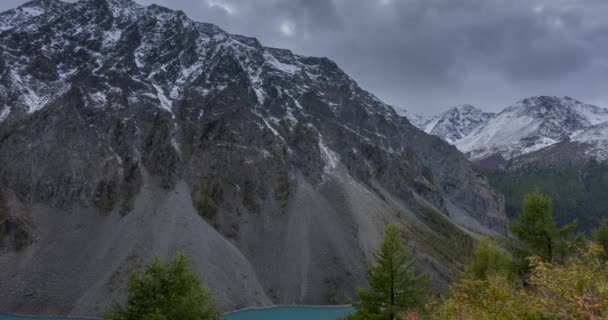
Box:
[397,105,494,144]
[0,0,506,317]
[426,105,494,144]
[0,0,360,124]
[400,97,608,163]
[456,96,608,161]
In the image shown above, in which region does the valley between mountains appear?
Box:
[400,95,608,230]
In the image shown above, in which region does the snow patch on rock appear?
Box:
[0,107,10,123]
[152,84,173,113]
[23,89,50,114]
[264,52,301,75]
[20,6,44,17]
[319,137,340,175]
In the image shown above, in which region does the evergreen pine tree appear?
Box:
[351,223,428,320]
[465,237,514,280]
[105,252,221,320]
[510,192,556,261]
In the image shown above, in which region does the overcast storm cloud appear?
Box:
[2,0,608,114]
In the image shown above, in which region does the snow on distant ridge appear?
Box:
[399,96,608,162]
[570,121,608,160]
[456,96,608,160]
[396,104,493,144]
[424,105,494,144]
[572,121,608,143]
[393,107,429,128]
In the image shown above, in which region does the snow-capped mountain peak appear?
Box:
[455,96,608,160]
[423,104,494,144]
[0,0,353,124]
[397,104,493,144]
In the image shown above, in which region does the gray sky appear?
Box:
[2,0,608,115]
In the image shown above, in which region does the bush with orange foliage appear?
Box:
[431,242,608,320]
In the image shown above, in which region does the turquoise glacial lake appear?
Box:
[226,306,355,320]
[1,306,355,320]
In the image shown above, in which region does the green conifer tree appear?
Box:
[351,223,428,320]
[510,192,556,261]
[105,252,221,320]
[465,237,514,280]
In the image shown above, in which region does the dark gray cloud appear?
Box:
[2,0,608,115]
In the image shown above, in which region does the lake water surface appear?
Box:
[1,306,355,320]
[226,306,354,320]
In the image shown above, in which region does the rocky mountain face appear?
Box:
[0,0,506,317]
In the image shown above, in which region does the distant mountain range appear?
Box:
[399,96,608,230]
[396,105,494,144]
[401,96,608,165]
